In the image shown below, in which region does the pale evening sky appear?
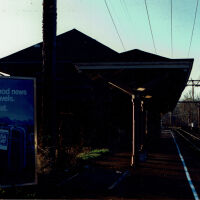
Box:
[0,0,199,97]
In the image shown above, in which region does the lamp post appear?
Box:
[131,95,135,166]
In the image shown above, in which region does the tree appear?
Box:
[42,0,57,167]
[162,89,200,128]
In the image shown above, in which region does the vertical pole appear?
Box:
[145,110,148,134]
[42,0,57,167]
[140,101,145,151]
[131,95,135,166]
[198,104,200,128]
[169,112,172,127]
[192,80,194,101]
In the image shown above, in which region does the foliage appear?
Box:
[0,188,6,195]
[77,148,109,160]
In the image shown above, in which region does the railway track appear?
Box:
[170,129,200,200]
[172,127,200,152]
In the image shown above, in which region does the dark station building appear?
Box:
[0,29,193,165]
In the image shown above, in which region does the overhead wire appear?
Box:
[121,0,133,25]
[120,0,127,17]
[171,0,173,58]
[144,0,157,54]
[120,0,136,48]
[104,0,126,51]
[187,0,199,57]
[120,0,129,23]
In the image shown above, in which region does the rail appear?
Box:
[173,128,200,152]
[176,128,200,141]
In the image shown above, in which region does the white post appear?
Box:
[131,95,135,166]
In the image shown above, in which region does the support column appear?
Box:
[131,94,144,166]
[145,110,148,135]
[169,112,172,127]
[131,95,135,166]
[135,95,142,162]
[140,101,145,151]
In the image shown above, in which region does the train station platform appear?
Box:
[88,130,194,199]
[55,129,196,199]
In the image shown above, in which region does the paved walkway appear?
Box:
[90,130,194,199]
[42,130,197,199]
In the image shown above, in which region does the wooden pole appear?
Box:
[42,0,57,167]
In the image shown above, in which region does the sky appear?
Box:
[0,0,199,98]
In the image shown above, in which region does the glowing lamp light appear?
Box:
[145,95,152,99]
[137,87,146,91]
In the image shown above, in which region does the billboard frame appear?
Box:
[0,76,37,187]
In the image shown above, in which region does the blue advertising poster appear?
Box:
[0,77,37,187]
[0,129,9,150]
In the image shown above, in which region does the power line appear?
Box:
[120,0,126,17]
[171,0,173,58]
[104,0,126,51]
[144,0,157,54]
[120,0,135,46]
[120,0,129,21]
[187,0,199,57]
[121,0,133,25]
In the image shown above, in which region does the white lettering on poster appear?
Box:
[0,129,9,150]
[0,88,28,102]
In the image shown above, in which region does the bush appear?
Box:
[77,148,109,160]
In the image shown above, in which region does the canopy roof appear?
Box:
[77,59,193,113]
[0,29,193,113]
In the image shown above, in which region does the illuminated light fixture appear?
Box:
[0,72,10,77]
[144,95,152,99]
[137,87,146,91]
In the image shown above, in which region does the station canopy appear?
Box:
[0,29,193,113]
[76,51,193,113]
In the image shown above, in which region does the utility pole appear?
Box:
[186,79,200,128]
[191,80,194,101]
[187,80,200,101]
[42,0,57,167]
